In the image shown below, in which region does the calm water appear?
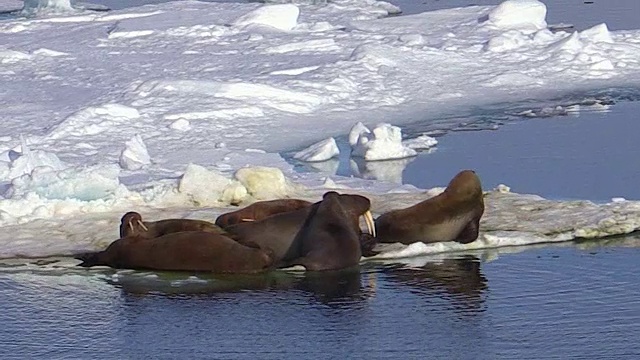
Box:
[2,0,640,358]
[1,237,640,359]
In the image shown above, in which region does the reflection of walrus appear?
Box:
[75,231,274,274]
[226,192,375,265]
[215,199,312,228]
[286,192,375,271]
[120,212,225,239]
[375,170,484,244]
[385,256,487,312]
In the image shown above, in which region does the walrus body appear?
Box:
[120,212,225,239]
[215,199,312,228]
[375,170,484,245]
[224,207,314,263]
[287,192,373,271]
[76,231,273,274]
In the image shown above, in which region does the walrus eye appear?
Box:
[362,210,376,237]
[137,220,149,231]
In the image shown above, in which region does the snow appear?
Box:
[0,0,639,260]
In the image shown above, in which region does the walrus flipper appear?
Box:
[359,233,380,257]
[454,217,480,244]
[74,252,105,267]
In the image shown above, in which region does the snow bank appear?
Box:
[293,137,339,162]
[231,4,300,31]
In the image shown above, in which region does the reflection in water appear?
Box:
[296,268,376,308]
[349,157,416,184]
[110,267,376,308]
[383,256,487,314]
[306,158,340,175]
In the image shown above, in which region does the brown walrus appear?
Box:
[120,212,225,239]
[225,192,375,265]
[284,191,375,271]
[375,170,484,245]
[215,199,312,228]
[75,231,274,274]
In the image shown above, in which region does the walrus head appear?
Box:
[443,170,483,203]
[322,191,376,237]
[120,211,149,237]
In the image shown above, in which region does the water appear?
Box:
[1,237,639,359]
[2,0,640,358]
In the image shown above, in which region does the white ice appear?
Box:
[351,123,417,161]
[119,134,151,171]
[0,0,640,260]
[293,137,340,162]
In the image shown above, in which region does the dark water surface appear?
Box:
[1,237,639,359]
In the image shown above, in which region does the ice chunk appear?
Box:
[6,137,66,181]
[169,119,191,131]
[293,138,339,162]
[178,163,246,206]
[5,164,123,201]
[231,4,300,31]
[235,166,297,200]
[403,134,438,150]
[579,23,614,44]
[485,0,547,31]
[21,0,75,15]
[351,123,417,161]
[349,122,371,148]
[119,135,151,171]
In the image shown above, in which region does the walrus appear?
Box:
[215,199,312,228]
[120,212,225,239]
[285,191,375,271]
[225,192,375,265]
[375,170,484,245]
[75,231,274,274]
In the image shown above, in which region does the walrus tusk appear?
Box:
[240,218,255,222]
[137,219,149,231]
[128,222,134,233]
[362,210,376,237]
